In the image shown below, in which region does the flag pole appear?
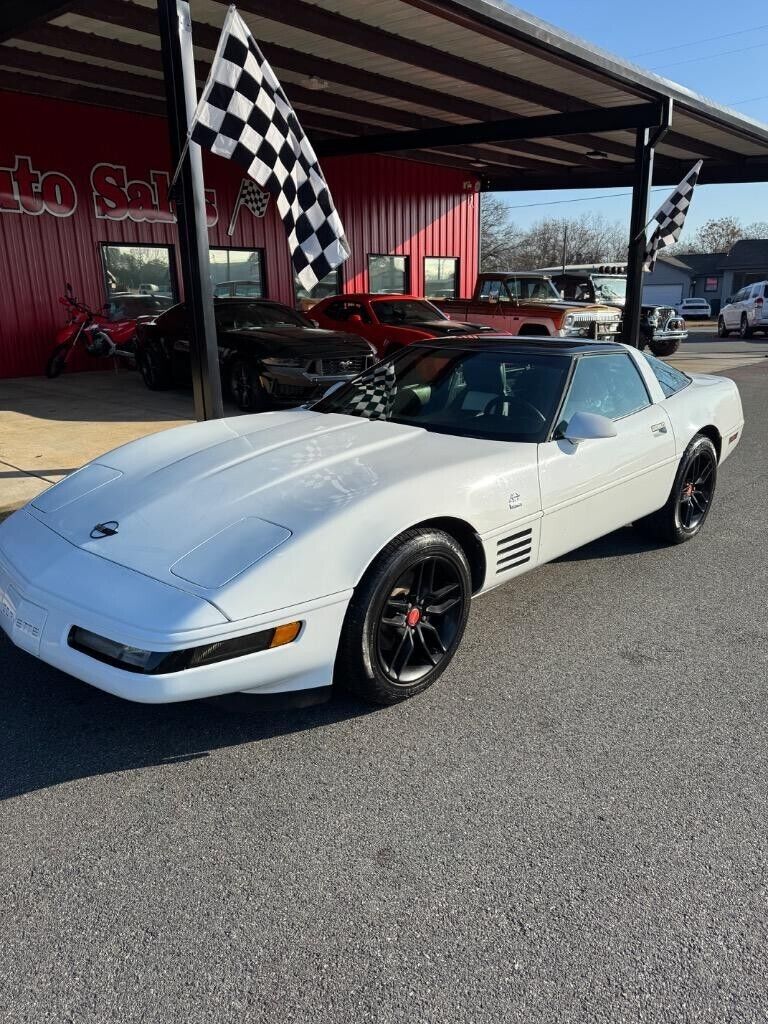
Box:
[157,0,223,420]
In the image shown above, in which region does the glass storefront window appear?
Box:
[209,248,265,298]
[294,267,341,311]
[101,244,176,318]
[424,257,459,299]
[368,254,408,294]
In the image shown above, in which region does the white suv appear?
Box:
[718,281,768,338]
[676,297,711,319]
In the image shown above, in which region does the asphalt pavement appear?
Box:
[1,363,767,1024]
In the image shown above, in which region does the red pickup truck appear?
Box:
[434,272,623,341]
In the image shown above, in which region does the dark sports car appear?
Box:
[135,299,377,411]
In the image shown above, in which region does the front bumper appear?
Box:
[265,360,374,402]
[0,510,349,703]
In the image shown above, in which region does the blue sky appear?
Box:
[498,0,768,233]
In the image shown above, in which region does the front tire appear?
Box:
[717,316,729,338]
[633,434,718,544]
[137,347,171,390]
[229,358,270,412]
[335,528,472,705]
[647,337,680,357]
[740,314,753,339]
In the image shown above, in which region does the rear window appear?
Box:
[643,353,691,398]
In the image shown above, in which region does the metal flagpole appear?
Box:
[157,0,223,420]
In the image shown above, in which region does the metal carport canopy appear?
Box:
[2,0,768,190]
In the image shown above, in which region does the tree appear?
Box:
[679,216,746,254]
[480,196,628,271]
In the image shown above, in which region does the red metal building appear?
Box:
[0,91,479,379]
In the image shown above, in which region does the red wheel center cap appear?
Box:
[406,607,421,628]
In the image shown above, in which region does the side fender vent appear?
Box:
[496,527,533,574]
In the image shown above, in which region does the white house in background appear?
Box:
[643,241,768,315]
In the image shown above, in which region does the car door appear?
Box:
[537,351,676,563]
[726,289,745,328]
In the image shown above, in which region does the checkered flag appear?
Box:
[227,178,269,235]
[345,362,397,420]
[190,5,350,290]
[644,160,703,271]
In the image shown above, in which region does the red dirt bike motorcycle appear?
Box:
[45,283,138,378]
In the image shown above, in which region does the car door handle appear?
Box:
[651,422,668,435]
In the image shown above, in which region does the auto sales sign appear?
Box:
[0,155,219,226]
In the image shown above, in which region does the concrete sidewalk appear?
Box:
[0,371,196,513]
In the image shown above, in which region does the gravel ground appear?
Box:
[1,363,766,1024]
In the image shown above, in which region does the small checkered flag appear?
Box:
[189,5,350,290]
[644,160,703,271]
[227,178,269,235]
[345,361,397,420]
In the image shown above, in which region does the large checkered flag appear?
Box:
[227,178,269,235]
[344,362,397,421]
[189,5,350,290]
[644,160,703,271]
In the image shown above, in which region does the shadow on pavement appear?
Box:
[555,525,659,562]
[0,641,374,802]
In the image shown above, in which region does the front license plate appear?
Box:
[0,582,47,656]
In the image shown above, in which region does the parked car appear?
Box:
[213,279,263,298]
[543,267,687,356]
[434,272,623,342]
[310,293,495,356]
[718,281,768,338]
[675,297,711,320]
[0,338,743,707]
[135,298,376,411]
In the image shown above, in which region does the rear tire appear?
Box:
[633,434,718,545]
[45,343,70,378]
[335,528,471,705]
[740,314,753,339]
[229,358,270,413]
[717,316,729,338]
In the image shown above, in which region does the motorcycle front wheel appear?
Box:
[45,342,71,378]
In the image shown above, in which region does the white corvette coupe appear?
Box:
[0,339,742,706]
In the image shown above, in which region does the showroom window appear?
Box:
[100,244,177,316]
[368,254,408,294]
[209,247,265,298]
[424,257,459,300]
[294,267,342,310]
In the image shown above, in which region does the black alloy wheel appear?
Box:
[229,358,270,412]
[633,433,718,544]
[336,527,472,705]
[675,446,717,533]
[45,342,71,378]
[376,555,464,686]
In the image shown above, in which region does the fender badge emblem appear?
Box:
[90,521,119,539]
[508,492,522,510]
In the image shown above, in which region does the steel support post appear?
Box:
[157,0,223,420]
[623,99,672,348]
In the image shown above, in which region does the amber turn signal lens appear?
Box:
[270,621,302,648]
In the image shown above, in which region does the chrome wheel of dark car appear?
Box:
[375,555,465,685]
[676,447,716,531]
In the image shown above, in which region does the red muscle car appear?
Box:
[309,293,494,357]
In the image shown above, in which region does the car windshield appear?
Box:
[372,299,447,325]
[313,345,570,442]
[215,302,311,330]
[591,276,627,304]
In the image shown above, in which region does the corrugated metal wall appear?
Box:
[0,91,479,378]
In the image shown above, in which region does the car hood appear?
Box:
[27,411,535,619]
[397,319,494,335]
[221,326,372,357]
